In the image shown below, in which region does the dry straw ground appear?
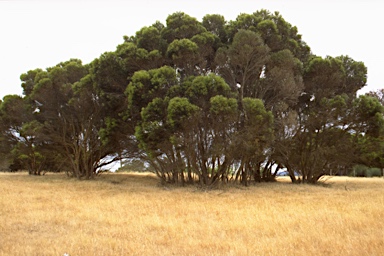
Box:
[0,172,383,256]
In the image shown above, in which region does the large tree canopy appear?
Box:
[1,10,381,184]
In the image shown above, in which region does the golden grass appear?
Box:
[1,172,384,256]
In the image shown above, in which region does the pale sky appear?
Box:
[0,0,382,99]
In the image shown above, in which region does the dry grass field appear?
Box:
[0,172,383,256]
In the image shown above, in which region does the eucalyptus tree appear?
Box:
[174,74,239,185]
[9,62,85,175]
[90,51,141,159]
[17,59,132,178]
[134,22,167,53]
[214,23,304,182]
[21,60,84,176]
[225,10,310,61]
[202,14,227,43]
[367,89,384,105]
[0,95,42,174]
[128,64,274,185]
[352,94,384,175]
[3,9,377,185]
[57,74,115,178]
[279,56,370,183]
[161,12,207,43]
[167,38,200,77]
[215,29,270,98]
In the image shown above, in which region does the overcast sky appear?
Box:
[0,0,382,99]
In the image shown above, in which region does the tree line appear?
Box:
[1,10,383,184]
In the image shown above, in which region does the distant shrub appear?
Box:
[117,159,154,173]
[368,168,382,177]
[350,165,367,177]
[349,165,383,177]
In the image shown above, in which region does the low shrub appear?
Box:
[349,165,383,177]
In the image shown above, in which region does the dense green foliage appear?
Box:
[1,10,383,184]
